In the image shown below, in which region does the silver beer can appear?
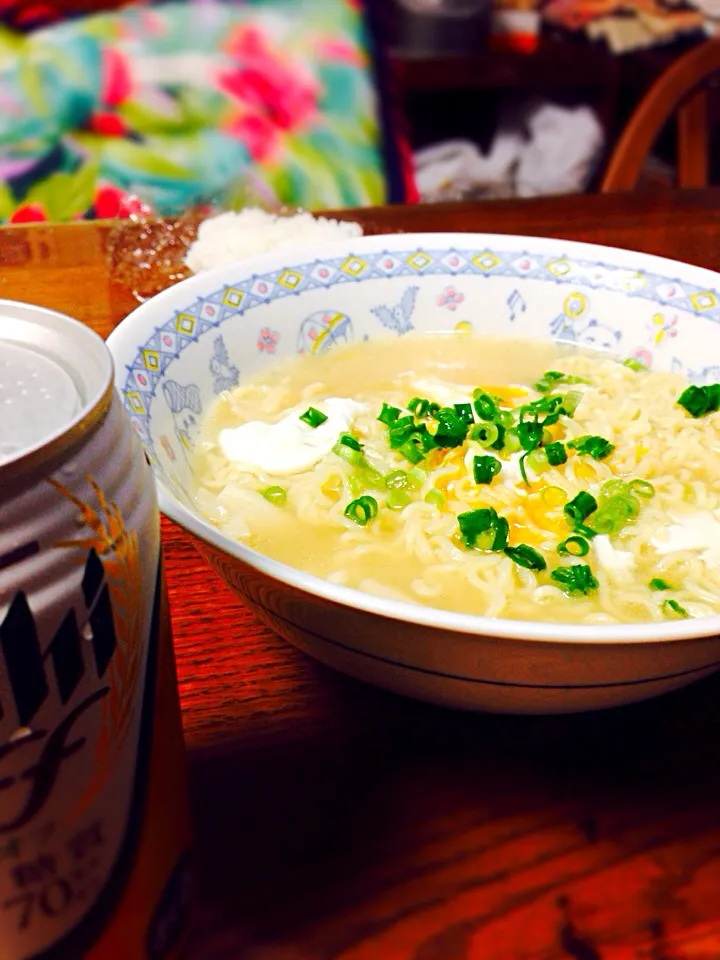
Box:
[0,301,193,960]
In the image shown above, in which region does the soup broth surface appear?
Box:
[193,332,720,625]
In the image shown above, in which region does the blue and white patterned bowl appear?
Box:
[107,233,720,714]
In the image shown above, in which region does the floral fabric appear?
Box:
[0,0,402,222]
[0,2,126,31]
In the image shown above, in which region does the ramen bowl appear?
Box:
[107,232,720,714]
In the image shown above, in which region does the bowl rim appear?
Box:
[107,230,720,647]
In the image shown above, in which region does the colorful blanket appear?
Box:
[0,0,411,222]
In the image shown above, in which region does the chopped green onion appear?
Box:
[456,507,509,551]
[472,391,500,422]
[424,488,446,508]
[348,474,366,497]
[261,485,287,507]
[564,491,598,524]
[677,385,708,418]
[567,435,615,460]
[351,469,384,495]
[333,439,366,467]
[517,420,544,451]
[344,495,378,526]
[538,413,560,429]
[551,563,599,595]
[602,494,640,521]
[504,544,547,571]
[504,429,522,454]
[399,439,426,465]
[600,478,630,500]
[470,422,500,448]
[386,431,409,450]
[573,522,598,539]
[676,383,720,419]
[299,406,328,428]
[408,396,430,418]
[595,484,645,529]
[559,390,582,417]
[492,516,510,551]
[545,441,568,467]
[592,511,618,535]
[338,433,363,452]
[526,449,550,474]
[629,479,655,499]
[388,417,417,450]
[432,407,469,448]
[534,371,587,394]
[491,425,506,450]
[387,489,411,511]
[475,529,497,551]
[557,535,589,557]
[623,357,647,372]
[407,466,426,490]
[533,371,564,393]
[454,402,475,425]
[518,453,530,487]
[498,409,515,428]
[563,377,590,406]
[427,401,441,419]
[361,466,385,489]
[662,598,689,618]
[522,400,565,430]
[413,426,439,453]
[457,507,498,548]
[378,403,401,426]
[415,435,437,459]
[526,395,563,418]
[473,455,502,484]
[385,469,409,490]
[389,414,414,432]
[387,420,436,457]
[650,578,672,591]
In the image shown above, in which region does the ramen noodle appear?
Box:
[192,333,720,625]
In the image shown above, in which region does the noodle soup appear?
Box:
[192,332,720,626]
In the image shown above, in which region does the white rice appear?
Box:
[185,208,364,273]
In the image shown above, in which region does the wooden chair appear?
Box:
[601,39,720,192]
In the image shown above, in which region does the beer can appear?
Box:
[0,301,193,959]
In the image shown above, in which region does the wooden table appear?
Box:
[3,190,720,959]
